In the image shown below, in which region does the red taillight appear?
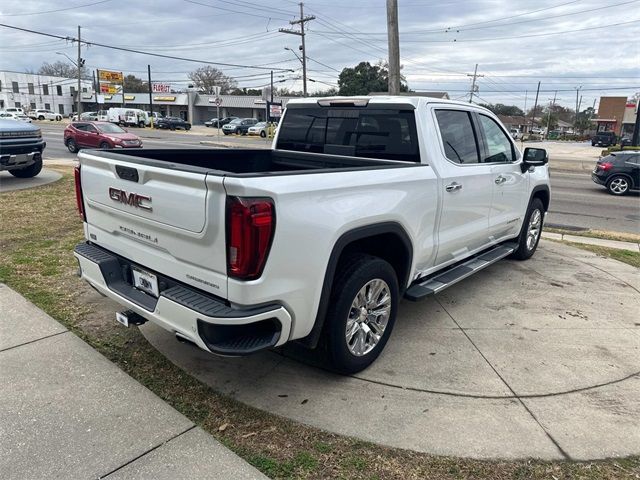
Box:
[226,197,275,280]
[74,165,86,222]
[598,162,614,172]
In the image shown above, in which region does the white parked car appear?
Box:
[0,111,32,123]
[509,128,521,139]
[29,109,63,121]
[247,121,268,137]
[4,107,25,115]
[73,96,550,374]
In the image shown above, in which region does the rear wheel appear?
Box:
[9,158,43,178]
[510,198,544,260]
[607,175,630,195]
[38,115,45,121]
[322,254,399,374]
[66,138,78,153]
[139,121,145,128]
[260,130,266,138]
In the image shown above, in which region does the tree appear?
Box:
[229,87,262,96]
[575,106,596,133]
[479,103,524,116]
[123,74,148,93]
[38,60,90,80]
[187,66,237,94]
[338,61,408,96]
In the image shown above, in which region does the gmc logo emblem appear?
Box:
[108,187,152,211]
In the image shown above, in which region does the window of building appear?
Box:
[82,87,87,93]
[30,102,37,110]
[28,83,35,95]
[0,81,3,92]
[59,104,65,115]
[70,86,76,96]
[435,110,480,164]
[477,115,515,163]
[56,85,62,96]
[12,81,19,93]
[45,103,51,110]
[0,100,4,109]
[43,84,49,95]
[15,101,21,108]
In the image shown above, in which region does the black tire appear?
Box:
[185,125,191,131]
[510,198,544,260]
[38,115,45,121]
[223,131,230,135]
[139,121,145,128]
[100,142,111,150]
[66,139,78,153]
[9,158,43,178]
[322,254,399,374]
[606,175,630,196]
[260,130,266,138]
[170,125,175,131]
[591,141,596,146]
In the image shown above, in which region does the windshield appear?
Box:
[97,123,126,134]
[229,119,242,124]
[276,107,420,162]
[254,122,267,128]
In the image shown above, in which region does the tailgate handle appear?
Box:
[116,165,139,183]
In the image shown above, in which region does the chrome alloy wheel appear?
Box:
[345,279,391,357]
[526,208,542,251]
[609,177,629,194]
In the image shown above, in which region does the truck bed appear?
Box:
[94,148,417,177]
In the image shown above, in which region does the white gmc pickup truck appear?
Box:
[74,96,550,373]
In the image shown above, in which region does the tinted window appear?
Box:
[277,107,419,162]
[73,123,87,132]
[478,114,514,163]
[435,110,479,164]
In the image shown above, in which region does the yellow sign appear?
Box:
[103,95,112,100]
[124,95,135,101]
[100,84,119,94]
[98,70,124,82]
[154,96,176,102]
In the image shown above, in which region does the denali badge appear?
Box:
[108,187,152,211]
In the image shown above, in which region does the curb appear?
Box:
[542,232,640,252]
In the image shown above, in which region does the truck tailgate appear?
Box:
[79,151,229,298]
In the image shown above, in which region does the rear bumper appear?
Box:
[591,172,607,186]
[74,242,292,355]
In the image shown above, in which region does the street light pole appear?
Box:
[77,25,82,117]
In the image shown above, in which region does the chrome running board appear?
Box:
[404,242,518,301]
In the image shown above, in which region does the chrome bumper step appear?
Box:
[404,242,518,301]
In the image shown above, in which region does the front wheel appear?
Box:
[510,198,544,260]
[260,130,266,138]
[9,158,43,178]
[99,142,112,150]
[607,175,630,196]
[66,139,78,153]
[322,254,399,374]
[139,121,145,128]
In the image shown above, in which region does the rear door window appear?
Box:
[434,110,480,164]
[276,107,420,162]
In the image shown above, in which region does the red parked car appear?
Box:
[64,121,143,153]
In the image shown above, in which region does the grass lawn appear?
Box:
[1,167,639,479]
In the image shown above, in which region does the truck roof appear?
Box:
[286,95,484,110]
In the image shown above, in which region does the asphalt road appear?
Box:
[37,123,639,234]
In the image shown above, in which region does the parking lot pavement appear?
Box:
[0,169,62,192]
[0,284,267,480]
[141,240,640,461]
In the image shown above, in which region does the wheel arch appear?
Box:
[607,172,635,189]
[531,184,550,212]
[298,222,413,349]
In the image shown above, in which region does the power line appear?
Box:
[182,0,292,21]
[0,23,295,72]
[0,0,113,16]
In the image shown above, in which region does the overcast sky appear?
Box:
[0,0,638,111]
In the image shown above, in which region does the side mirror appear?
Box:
[522,147,548,172]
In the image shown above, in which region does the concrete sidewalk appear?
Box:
[542,231,640,252]
[0,284,267,480]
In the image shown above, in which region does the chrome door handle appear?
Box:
[495,175,507,185]
[445,182,462,192]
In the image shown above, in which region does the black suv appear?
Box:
[155,117,191,131]
[591,151,640,195]
[592,131,616,147]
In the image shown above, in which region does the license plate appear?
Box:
[132,267,159,297]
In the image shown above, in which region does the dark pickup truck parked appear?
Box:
[592,131,617,147]
[0,118,46,178]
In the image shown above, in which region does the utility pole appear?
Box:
[386,0,400,95]
[545,90,557,139]
[76,25,82,117]
[279,2,315,97]
[574,85,582,131]
[147,65,153,128]
[467,64,483,103]
[631,101,640,146]
[529,81,541,133]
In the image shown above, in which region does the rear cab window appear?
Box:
[276,107,420,162]
[434,110,480,164]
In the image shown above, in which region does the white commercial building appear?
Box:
[0,70,93,115]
